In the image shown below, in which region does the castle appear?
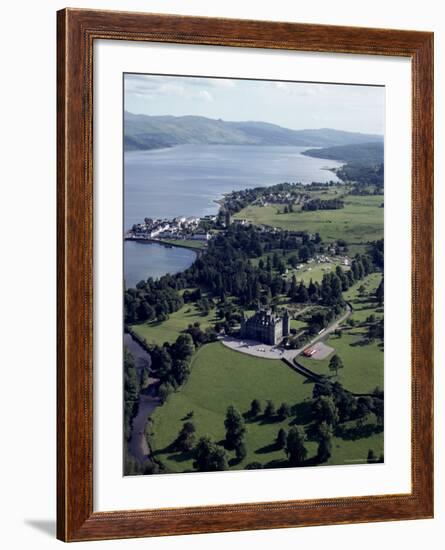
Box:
[240,309,290,346]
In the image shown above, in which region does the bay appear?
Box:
[124,144,343,285]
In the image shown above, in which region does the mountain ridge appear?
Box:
[124,112,384,151]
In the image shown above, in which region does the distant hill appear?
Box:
[302,142,384,165]
[124,112,383,151]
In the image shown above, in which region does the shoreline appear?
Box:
[124,236,204,255]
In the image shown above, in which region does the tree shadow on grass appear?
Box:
[152,441,176,456]
[263,458,288,469]
[350,339,372,347]
[336,423,383,441]
[255,442,281,455]
[166,449,194,463]
[289,401,313,425]
[258,415,282,426]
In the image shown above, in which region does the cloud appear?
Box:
[197,90,214,102]
[274,81,325,97]
[125,75,214,102]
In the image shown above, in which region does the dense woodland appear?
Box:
[125,223,383,330]
[301,197,345,211]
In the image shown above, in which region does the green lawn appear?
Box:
[234,194,383,245]
[298,273,384,394]
[131,303,218,346]
[166,239,207,250]
[298,330,383,394]
[343,272,383,323]
[288,259,348,285]
[148,342,383,473]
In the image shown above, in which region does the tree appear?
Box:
[299,245,310,263]
[264,400,276,419]
[158,382,174,403]
[375,278,384,305]
[172,359,191,386]
[174,421,196,452]
[124,349,140,403]
[317,436,332,463]
[328,354,344,377]
[373,398,384,427]
[295,281,309,303]
[193,437,228,472]
[314,395,339,426]
[276,428,288,449]
[277,402,291,420]
[316,421,333,463]
[235,441,247,462]
[224,406,246,449]
[288,275,297,299]
[358,284,367,297]
[250,399,262,418]
[173,333,195,360]
[286,427,308,466]
[367,449,377,463]
[140,367,150,390]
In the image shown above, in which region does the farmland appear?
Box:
[234,193,383,245]
[149,343,382,472]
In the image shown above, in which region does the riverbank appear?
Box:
[125,331,162,464]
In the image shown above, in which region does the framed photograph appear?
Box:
[57,8,434,542]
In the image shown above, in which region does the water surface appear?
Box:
[124,144,342,285]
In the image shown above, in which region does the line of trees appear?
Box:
[302,198,344,211]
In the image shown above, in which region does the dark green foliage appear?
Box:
[329,354,344,376]
[302,198,344,211]
[317,436,332,463]
[193,436,228,472]
[277,402,291,420]
[224,406,246,449]
[124,349,140,441]
[314,395,339,426]
[174,421,197,452]
[173,334,195,359]
[286,426,308,466]
[375,277,384,305]
[235,441,247,462]
[302,141,383,165]
[367,449,377,463]
[276,428,288,449]
[264,400,276,419]
[249,399,262,417]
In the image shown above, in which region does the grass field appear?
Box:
[148,342,383,473]
[289,259,349,285]
[166,239,207,250]
[131,302,218,346]
[298,273,384,394]
[234,194,383,245]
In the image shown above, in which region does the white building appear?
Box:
[190,232,211,241]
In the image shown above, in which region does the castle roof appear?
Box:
[246,309,282,327]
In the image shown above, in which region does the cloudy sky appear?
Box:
[124,73,385,135]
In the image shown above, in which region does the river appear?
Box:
[124,333,160,462]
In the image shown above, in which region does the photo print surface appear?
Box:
[123,74,385,476]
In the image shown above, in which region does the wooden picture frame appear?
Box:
[57,8,434,542]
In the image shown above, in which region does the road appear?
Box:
[282,302,353,363]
